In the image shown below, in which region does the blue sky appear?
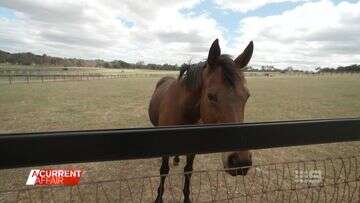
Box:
[0,0,359,69]
[181,0,308,43]
[0,7,16,19]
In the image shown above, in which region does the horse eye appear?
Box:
[207,93,218,103]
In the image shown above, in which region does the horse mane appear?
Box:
[178,55,244,89]
[178,61,206,89]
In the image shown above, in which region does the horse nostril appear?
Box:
[229,155,240,167]
[229,160,252,169]
[227,155,252,176]
[207,93,218,102]
[228,154,252,168]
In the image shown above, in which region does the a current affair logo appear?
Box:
[26,169,82,186]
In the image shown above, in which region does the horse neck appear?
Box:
[182,86,201,106]
[178,82,202,123]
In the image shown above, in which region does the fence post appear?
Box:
[9,75,12,84]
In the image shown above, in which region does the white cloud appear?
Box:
[233,0,360,70]
[1,0,360,69]
[214,0,308,13]
[0,0,225,64]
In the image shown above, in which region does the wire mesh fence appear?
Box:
[1,155,359,202]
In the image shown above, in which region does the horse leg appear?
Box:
[183,154,195,203]
[155,156,170,203]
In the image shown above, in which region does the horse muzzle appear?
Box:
[222,151,252,176]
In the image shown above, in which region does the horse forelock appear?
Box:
[178,55,245,90]
[217,55,237,87]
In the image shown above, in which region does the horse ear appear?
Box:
[235,41,253,70]
[207,39,221,67]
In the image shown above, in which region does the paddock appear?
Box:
[0,72,360,202]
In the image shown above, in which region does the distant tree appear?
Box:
[103,62,111,68]
[285,66,294,72]
[136,61,144,66]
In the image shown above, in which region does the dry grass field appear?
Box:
[0,72,360,202]
[0,64,179,77]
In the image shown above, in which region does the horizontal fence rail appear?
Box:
[0,73,174,84]
[1,118,360,169]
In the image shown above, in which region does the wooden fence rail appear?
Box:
[1,118,359,169]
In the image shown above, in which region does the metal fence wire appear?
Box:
[0,73,177,84]
[1,155,359,203]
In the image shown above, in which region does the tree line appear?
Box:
[1,50,359,73]
[0,50,179,71]
[315,64,360,73]
[247,65,360,73]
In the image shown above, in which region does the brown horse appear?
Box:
[148,39,254,203]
